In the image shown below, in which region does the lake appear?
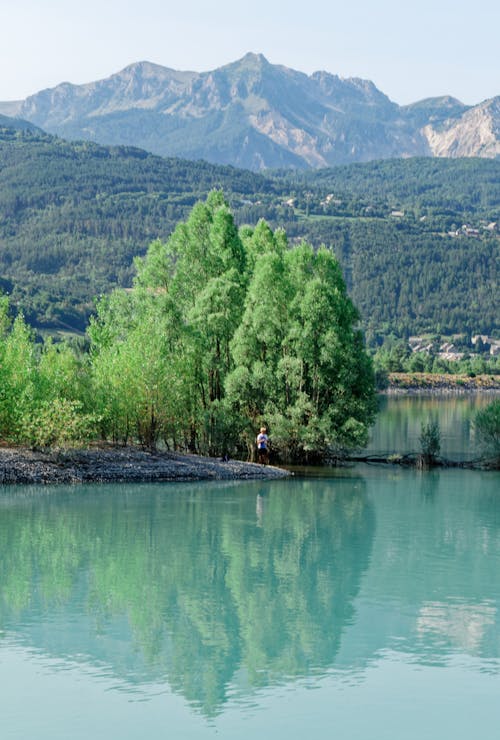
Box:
[1,396,499,739]
[369,392,498,460]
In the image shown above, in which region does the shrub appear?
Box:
[419,419,441,465]
[21,399,97,450]
[474,400,500,467]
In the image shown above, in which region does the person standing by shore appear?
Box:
[256,427,269,465]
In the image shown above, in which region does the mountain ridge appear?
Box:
[0,54,498,168]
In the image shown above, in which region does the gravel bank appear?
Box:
[0,447,291,485]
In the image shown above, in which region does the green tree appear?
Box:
[474,400,500,468]
[0,297,94,447]
[92,192,248,453]
[0,312,36,441]
[226,235,376,461]
[419,419,441,466]
[89,194,376,460]
[89,290,182,448]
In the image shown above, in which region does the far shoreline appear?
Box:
[383,372,500,394]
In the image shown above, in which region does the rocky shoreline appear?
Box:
[0,446,291,485]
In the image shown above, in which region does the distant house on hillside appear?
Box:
[438,351,465,361]
[472,335,500,356]
[461,225,480,237]
[321,194,342,207]
[438,341,464,361]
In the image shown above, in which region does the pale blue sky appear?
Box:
[0,0,498,105]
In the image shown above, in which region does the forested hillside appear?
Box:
[0,126,498,339]
[289,157,500,217]
[0,127,280,330]
[284,219,498,342]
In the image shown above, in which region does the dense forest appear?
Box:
[287,157,500,217]
[0,126,280,332]
[0,125,498,341]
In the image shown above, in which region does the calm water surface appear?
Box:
[369,393,499,460]
[1,459,500,739]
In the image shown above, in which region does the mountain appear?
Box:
[0,124,498,341]
[1,54,498,169]
[422,97,500,158]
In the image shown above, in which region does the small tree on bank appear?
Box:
[0,300,95,448]
[418,419,441,467]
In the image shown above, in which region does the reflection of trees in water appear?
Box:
[0,478,374,715]
[371,395,493,458]
[222,479,374,686]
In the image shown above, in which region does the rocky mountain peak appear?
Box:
[0,55,497,169]
[236,52,270,68]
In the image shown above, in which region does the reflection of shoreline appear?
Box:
[370,393,497,463]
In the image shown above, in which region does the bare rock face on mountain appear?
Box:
[0,54,497,169]
[422,97,500,158]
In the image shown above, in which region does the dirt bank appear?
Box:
[0,446,291,485]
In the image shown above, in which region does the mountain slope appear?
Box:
[6,54,498,169]
[0,113,41,133]
[0,125,279,330]
[0,124,498,340]
[423,97,500,158]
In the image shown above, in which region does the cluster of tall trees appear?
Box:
[0,193,376,461]
[90,192,376,459]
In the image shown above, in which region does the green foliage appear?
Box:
[0,312,36,439]
[0,303,95,447]
[474,400,500,467]
[419,419,441,464]
[89,195,376,460]
[89,290,182,447]
[90,195,249,453]
[0,126,498,342]
[21,399,96,449]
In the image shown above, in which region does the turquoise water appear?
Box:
[1,465,500,739]
[369,393,498,460]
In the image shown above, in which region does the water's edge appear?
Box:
[0,446,290,485]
